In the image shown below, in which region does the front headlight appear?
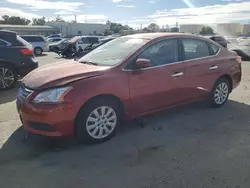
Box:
[33,87,72,103]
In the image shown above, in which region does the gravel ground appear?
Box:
[0,53,250,188]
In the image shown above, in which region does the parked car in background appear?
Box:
[17,33,241,143]
[73,36,116,60]
[0,30,38,90]
[47,37,63,44]
[46,33,65,39]
[49,38,69,52]
[70,36,100,51]
[224,36,237,44]
[20,35,49,55]
[229,38,250,60]
[236,36,249,43]
[204,35,228,48]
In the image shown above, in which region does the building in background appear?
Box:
[242,24,250,36]
[0,24,59,35]
[45,22,110,36]
[179,24,204,34]
[216,23,242,36]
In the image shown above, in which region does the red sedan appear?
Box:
[16,33,242,143]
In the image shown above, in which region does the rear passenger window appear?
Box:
[22,36,44,42]
[210,43,220,55]
[0,39,7,46]
[182,39,210,60]
[88,37,99,44]
[81,37,89,43]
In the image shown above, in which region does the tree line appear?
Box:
[0,15,46,25]
[0,15,214,35]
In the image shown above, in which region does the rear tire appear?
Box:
[210,78,230,108]
[75,98,121,144]
[34,47,43,56]
[0,64,17,90]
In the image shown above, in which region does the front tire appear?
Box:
[0,65,17,90]
[210,78,230,108]
[75,98,121,143]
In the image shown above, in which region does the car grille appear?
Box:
[17,84,34,104]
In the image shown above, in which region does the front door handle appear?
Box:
[172,72,184,77]
[209,65,218,70]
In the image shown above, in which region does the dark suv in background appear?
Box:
[0,30,38,90]
[205,35,228,48]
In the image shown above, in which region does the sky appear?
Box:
[0,0,250,28]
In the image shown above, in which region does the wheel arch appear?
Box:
[217,74,233,93]
[74,94,125,134]
[0,60,18,74]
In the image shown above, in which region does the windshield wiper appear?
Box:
[80,61,99,66]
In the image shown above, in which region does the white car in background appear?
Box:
[70,36,100,51]
[47,37,63,44]
[20,35,49,55]
[236,36,249,43]
[230,38,250,60]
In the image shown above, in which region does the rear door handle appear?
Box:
[209,65,218,70]
[172,72,184,77]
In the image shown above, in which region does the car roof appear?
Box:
[122,32,188,40]
[203,35,224,38]
[80,36,100,38]
[21,35,43,37]
[48,37,62,39]
[100,37,116,41]
[0,30,17,38]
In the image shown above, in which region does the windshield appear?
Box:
[79,37,148,66]
[238,39,250,46]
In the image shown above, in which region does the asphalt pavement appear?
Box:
[0,53,250,188]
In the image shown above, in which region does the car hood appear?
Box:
[23,60,110,90]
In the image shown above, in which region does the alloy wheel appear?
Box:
[86,106,117,139]
[0,67,15,89]
[214,82,229,105]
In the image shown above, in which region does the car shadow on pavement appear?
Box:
[0,81,21,104]
[0,100,250,165]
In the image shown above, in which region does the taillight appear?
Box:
[45,41,48,45]
[20,48,33,55]
[236,55,242,64]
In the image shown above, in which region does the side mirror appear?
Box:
[136,58,151,69]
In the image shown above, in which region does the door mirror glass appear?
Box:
[136,58,151,69]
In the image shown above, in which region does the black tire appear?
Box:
[75,97,121,144]
[0,64,17,91]
[34,47,43,56]
[210,77,230,108]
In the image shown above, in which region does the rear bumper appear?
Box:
[18,62,38,76]
[231,64,242,90]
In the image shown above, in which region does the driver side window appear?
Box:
[126,39,179,70]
